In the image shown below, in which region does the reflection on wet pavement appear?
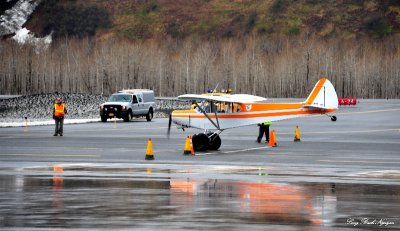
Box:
[1,172,399,230]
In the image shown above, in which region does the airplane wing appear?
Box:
[178,94,267,103]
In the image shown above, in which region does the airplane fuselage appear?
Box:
[172,102,336,131]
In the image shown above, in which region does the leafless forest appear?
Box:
[1,36,399,98]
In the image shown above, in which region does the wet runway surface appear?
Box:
[1,165,399,231]
[0,99,400,230]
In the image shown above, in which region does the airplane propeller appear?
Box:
[167,113,172,139]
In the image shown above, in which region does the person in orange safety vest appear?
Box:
[53,98,67,136]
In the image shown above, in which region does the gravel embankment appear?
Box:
[0,93,189,125]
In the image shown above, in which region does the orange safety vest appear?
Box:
[54,103,65,117]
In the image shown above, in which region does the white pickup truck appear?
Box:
[100,89,155,122]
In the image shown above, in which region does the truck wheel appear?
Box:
[146,109,153,122]
[124,111,132,122]
[101,116,107,122]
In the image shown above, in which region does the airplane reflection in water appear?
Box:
[170,179,336,226]
[1,174,399,229]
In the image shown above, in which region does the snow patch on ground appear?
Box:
[0,93,189,128]
[1,119,99,128]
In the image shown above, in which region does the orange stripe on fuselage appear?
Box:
[240,103,303,112]
[305,78,326,105]
[172,108,336,119]
[171,103,303,115]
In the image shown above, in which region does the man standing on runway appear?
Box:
[53,98,67,136]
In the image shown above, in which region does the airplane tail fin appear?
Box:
[303,78,338,109]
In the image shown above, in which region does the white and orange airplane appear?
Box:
[168,78,338,151]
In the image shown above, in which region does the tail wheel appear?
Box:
[331,116,337,122]
[207,133,221,150]
[192,133,209,151]
[146,108,153,121]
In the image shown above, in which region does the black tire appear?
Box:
[208,133,221,150]
[331,116,337,122]
[124,110,132,122]
[192,133,209,151]
[146,108,153,122]
[101,116,107,122]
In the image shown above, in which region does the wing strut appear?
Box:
[194,101,221,130]
[214,111,220,129]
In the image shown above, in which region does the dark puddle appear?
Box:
[0,175,399,230]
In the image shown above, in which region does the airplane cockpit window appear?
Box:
[196,101,208,112]
[227,103,241,112]
[210,102,217,113]
[194,104,201,112]
[203,102,212,113]
[215,102,241,113]
[193,101,240,113]
[224,103,230,113]
[216,102,225,113]
[236,104,241,112]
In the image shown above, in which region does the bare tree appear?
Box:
[1,36,399,98]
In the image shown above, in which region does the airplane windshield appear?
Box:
[195,101,241,113]
[107,94,132,102]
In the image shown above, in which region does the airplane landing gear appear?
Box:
[326,114,337,122]
[192,132,221,151]
[207,133,221,150]
[192,133,209,151]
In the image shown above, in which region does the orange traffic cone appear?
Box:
[183,136,191,155]
[268,130,277,147]
[189,135,195,155]
[145,138,154,160]
[294,126,301,142]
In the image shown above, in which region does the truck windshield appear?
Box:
[107,94,132,102]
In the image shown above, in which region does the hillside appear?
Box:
[1,0,400,99]
[24,0,400,40]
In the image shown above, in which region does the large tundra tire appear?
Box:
[192,133,209,151]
